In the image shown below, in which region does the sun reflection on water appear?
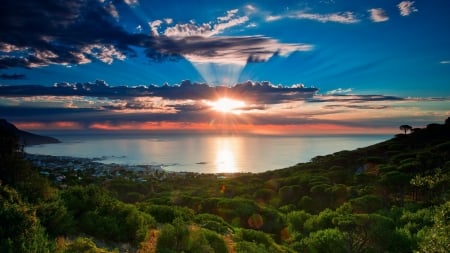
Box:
[215,138,239,173]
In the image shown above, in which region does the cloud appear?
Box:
[440,60,450,64]
[149,20,164,36]
[82,44,126,64]
[398,1,418,16]
[3,82,449,134]
[124,0,139,6]
[309,94,405,103]
[0,80,318,104]
[290,11,360,24]
[159,9,249,38]
[0,3,312,68]
[104,1,119,19]
[217,9,239,22]
[266,15,283,22]
[163,22,214,37]
[368,8,389,22]
[0,73,26,80]
[326,88,353,95]
[0,80,319,129]
[159,36,312,65]
[0,0,134,68]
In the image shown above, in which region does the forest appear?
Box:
[1,118,449,252]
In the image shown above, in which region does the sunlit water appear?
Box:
[26,134,391,173]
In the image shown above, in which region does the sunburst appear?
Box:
[207,98,246,114]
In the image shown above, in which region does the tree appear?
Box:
[417,201,450,253]
[399,125,413,135]
[296,228,347,253]
[0,185,52,252]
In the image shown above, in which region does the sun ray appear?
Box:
[207,98,246,114]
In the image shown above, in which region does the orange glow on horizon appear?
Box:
[88,121,395,135]
[14,121,83,130]
[13,120,396,135]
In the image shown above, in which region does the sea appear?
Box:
[25,133,392,174]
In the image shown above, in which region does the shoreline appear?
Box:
[25,153,250,187]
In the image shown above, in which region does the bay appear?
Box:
[25,133,391,173]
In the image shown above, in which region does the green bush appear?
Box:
[296,228,346,253]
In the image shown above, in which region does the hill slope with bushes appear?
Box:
[1,118,449,252]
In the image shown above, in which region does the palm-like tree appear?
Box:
[399,124,413,134]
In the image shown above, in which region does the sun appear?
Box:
[208,98,246,114]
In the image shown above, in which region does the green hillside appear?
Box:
[1,118,449,252]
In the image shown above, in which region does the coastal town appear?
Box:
[25,154,168,187]
[25,153,237,188]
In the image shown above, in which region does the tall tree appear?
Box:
[400,125,413,134]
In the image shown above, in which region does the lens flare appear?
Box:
[207,98,246,114]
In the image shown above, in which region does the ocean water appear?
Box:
[25,133,391,173]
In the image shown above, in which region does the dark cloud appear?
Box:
[0,80,318,104]
[309,94,404,103]
[324,104,389,110]
[0,73,26,80]
[0,0,311,68]
[0,0,134,68]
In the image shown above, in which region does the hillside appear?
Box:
[0,119,60,146]
[1,118,449,252]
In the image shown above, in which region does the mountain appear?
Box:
[0,119,60,146]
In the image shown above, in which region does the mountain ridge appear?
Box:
[0,119,60,146]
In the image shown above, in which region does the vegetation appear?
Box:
[1,118,449,252]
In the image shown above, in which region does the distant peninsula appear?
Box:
[0,119,60,146]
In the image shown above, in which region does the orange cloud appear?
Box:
[15,121,83,130]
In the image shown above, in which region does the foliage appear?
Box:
[295,228,347,253]
[61,185,155,245]
[417,201,450,252]
[1,118,449,252]
[0,185,53,252]
[63,237,118,253]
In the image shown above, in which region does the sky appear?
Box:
[0,0,449,135]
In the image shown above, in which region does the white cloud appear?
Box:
[326,88,353,95]
[105,2,119,19]
[398,1,418,16]
[164,18,173,24]
[149,20,163,36]
[162,9,249,37]
[266,15,282,22]
[0,42,26,52]
[440,60,450,64]
[163,22,213,37]
[147,8,312,66]
[173,36,313,65]
[124,0,138,6]
[245,5,256,12]
[83,44,126,64]
[291,11,360,24]
[210,16,249,36]
[368,8,389,22]
[217,9,239,22]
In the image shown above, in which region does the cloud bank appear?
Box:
[2,80,448,134]
[0,1,313,68]
[0,80,318,104]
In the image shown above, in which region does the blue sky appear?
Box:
[0,0,449,134]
